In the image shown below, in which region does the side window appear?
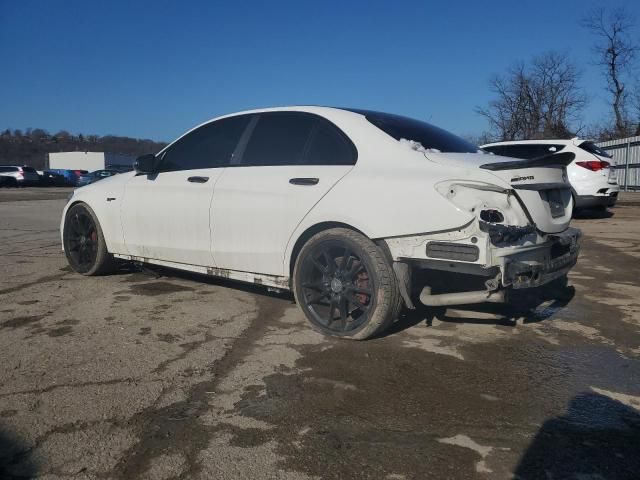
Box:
[241,113,315,166]
[160,115,250,172]
[304,120,356,165]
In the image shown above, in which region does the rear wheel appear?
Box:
[293,228,402,340]
[63,203,116,275]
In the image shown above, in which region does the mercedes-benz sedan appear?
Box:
[61,107,580,339]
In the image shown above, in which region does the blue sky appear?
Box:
[1,0,638,142]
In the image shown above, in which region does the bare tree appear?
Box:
[582,7,638,138]
[633,85,640,136]
[477,52,586,141]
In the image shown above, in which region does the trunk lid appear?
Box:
[430,152,574,234]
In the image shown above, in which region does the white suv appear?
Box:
[481,139,620,210]
[0,165,40,187]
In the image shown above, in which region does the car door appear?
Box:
[120,115,250,266]
[211,111,357,276]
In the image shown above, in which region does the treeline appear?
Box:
[475,7,640,143]
[0,128,167,170]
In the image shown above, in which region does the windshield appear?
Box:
[580,141,612,159]
[347,109,479,153]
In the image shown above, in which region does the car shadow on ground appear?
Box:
[385,277,576,337]
[112,261,296,302]
[0,425,37,479]
[112,262,575,339]
[572,208,614,219]
[514,392,640,479]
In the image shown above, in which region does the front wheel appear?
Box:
[293,228,402,340]
[63,203,116,275]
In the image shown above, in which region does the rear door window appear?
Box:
[0,166,19,172]
[160,115,250,172]
[241,112,315,166]
[303,120,356,165]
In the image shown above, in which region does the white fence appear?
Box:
[598,136,640,191]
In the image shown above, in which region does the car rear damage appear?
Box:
[384,151,581,308]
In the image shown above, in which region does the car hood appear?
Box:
[425,152,574,234]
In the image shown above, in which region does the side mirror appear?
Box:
[134,154,157,174]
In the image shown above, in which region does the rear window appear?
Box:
[22,167,37,173]
[579,141,612,158]
[483,144,565,159]
[348,109,478,153]
[0,166,19,172]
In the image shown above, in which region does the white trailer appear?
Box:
[47,152,136,171]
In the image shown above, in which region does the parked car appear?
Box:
[77,169,119,187]
[480,139,620,211]
[39,170,67,186]
[0,165,40,186]
[47,169,88,186]
[61,106,581,340]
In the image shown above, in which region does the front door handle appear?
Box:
[289,177,319,186]
[188,176,209,183]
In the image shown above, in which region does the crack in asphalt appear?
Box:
[110,295,289,479]
[0,377,145,399]
[0,271,69,296]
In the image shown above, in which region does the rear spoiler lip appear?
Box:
[480,152,575,171]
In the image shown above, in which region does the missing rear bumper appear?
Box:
[502,227,581,289]
[419,286,505,307]
[397,227,581,308]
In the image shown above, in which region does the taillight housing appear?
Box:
[480,209,505,223]
[576,160,609,171]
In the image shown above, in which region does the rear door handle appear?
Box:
[188,176,209,183]
[289,177,319,186]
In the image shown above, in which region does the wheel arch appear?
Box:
[62,198,112,253]
[287,221,369,279]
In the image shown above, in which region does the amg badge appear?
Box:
[511,175,534,182]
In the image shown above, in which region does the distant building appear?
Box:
[47,152,136,171]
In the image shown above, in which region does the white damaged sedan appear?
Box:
[61,107,580,339]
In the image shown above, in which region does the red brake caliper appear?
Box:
[355,268,370,306]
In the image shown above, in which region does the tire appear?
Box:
[63,203,117,275]
[293,228,402,340]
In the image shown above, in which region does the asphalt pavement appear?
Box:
[1,189,639,479]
